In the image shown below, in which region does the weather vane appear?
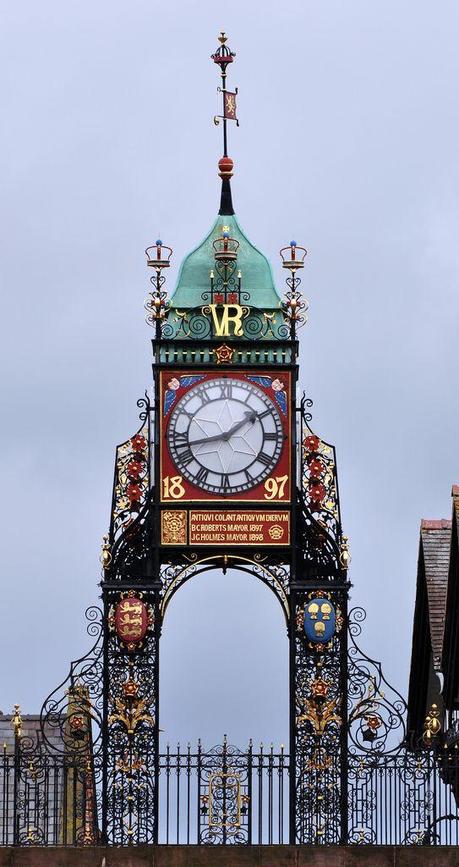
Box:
[211,32,239,158]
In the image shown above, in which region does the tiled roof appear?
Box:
[453,487,459,525]
[420,519,452,669]
[421,519,452,530]
[0,714,64,754]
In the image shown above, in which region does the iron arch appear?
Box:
[160,554,290,625]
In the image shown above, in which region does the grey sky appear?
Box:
[1,0,458,749]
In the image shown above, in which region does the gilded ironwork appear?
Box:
[159,554,290,622]
[110,400,151,544]
[199,740,250,844]
[161,509,187,545]
[347,607,407,754]
[280,241,308,337]
[108,685,154,735]
[160,302,290,343]
[423,703,442,745]
[12,705,22,739]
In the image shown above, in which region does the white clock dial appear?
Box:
[167,377,284,494]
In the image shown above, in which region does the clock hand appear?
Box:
[188,431,229,446]
[189,411,258,447]
[223,410,257,440]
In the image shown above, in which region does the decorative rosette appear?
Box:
[112,421,150,538]
[302,426,339,524]
[163,375,205,416]
[247,375,288,415]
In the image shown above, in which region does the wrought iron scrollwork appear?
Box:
[109,397,152,545]
[296,492,342,578]
[296,396,344,580]
[39,606,103,755]
[4,607,106,846]
[299,397,342,552]
[160,303,289,343]
[159,555,290,623]
[347,607,407,755]
[108,492,155,583]
[199,740,250,844]
[293,588,347,844]
[104,586,159,845]
[104,396,156,584]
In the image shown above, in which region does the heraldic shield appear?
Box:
[303,597,336,644]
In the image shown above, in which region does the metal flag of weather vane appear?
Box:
[212,32,239,129]
[3,31,459,852]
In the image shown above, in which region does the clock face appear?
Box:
[167,377,284,495]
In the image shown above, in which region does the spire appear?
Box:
[218,156,234,215]
[211,32,238,216]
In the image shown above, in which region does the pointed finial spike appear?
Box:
[12,705,22,739]
[212,34,237,211]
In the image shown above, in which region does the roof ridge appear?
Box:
[421,519,452,530]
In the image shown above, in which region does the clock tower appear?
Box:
[101,33,350,845]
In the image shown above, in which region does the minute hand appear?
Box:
[189,411,257,447]
[223,410,257,440]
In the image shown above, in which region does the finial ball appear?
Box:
[290,240,297,247]
[156,239,162,247]
[218,156,234,179]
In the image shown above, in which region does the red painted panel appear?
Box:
[114,597,148,646]
[160,370,291,504]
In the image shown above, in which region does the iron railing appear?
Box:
[158,742,288,845]
[1,740,459,846]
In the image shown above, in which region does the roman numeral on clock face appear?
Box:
[258,452,272,467]
[264,432,277,441]
[175,446,194,466]
[195,467,209,486]
[220,473,230,491]
[219,381,233,399]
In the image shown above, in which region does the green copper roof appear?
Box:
[170,214,282,310]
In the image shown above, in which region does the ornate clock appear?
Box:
[160,371,291,503]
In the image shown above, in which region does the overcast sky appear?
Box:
[1,0,458,749]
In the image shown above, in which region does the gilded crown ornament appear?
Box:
[280,242,308,337]
[145,239,172,337]
[145,239,173,270]
[211,32,235,66]
[280,240,307,272]
[213,228,239,262]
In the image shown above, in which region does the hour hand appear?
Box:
[188,431,226,447]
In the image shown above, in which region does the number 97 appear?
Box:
[264,475,288,500]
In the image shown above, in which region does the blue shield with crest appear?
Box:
[303,597,336,643]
